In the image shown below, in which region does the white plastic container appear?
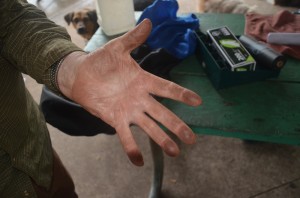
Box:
[95,0,136,36]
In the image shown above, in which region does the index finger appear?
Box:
[118,19,152,53]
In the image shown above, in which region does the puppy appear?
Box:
[64,8,99,41]
[63,1,156,41]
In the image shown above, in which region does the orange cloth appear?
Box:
[245,10,300,59]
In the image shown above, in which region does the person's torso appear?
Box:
[0,56,53,194]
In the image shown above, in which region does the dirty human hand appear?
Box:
[57,19,202,166]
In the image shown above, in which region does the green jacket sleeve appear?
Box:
[0,0,83,92]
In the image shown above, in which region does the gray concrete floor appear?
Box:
[25,0,300,197]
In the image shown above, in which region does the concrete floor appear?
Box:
[25,0,300,197]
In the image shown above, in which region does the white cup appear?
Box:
[95,0,136,36]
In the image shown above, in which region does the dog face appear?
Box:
[64,9,99,40]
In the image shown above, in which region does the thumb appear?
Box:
[118,18,152,52]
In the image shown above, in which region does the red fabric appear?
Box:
[245,10,300,59]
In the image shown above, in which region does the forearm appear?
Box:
[0,0,82,91]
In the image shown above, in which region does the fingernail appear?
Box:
[189,95,202,105]
[129,150,144,166]
[132,156,144,166]
[135,159,144,166]
[164,141,179,157]
[180,130,196,144]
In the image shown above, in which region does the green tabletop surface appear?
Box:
[85,13,300,145]
[163,14,300,145]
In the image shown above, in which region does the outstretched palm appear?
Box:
[59,19,202,166]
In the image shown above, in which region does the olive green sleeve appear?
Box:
[0,0,83,92]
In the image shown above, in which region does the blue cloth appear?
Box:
[137,0,200,59]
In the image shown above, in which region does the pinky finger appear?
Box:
[115,125,144,166]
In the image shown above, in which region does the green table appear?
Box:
[164,13,300,145]
[85,13,300,198]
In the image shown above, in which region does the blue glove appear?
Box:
[137,0,200,59]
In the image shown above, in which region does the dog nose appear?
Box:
[77,27,87,34]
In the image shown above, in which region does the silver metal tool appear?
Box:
[267,33,300,46]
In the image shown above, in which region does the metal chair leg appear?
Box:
[148,138,164,198]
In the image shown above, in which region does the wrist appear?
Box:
[57,51,87,98]
[50,56,67,91]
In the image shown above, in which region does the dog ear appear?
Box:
[87,10,98,24]
[64,12,74,25]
